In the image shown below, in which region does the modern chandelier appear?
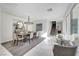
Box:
[24,16,33,24]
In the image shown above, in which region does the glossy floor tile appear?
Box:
[0,36,79,56]
[0,45,12,56]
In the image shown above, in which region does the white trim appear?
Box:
[64,3,77,17]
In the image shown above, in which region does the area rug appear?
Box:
[2,37,45,56]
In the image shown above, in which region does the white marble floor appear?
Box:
[0,36,79,56]
[24,36,56,56]
[0,45,12,56]
[0,36,56,56]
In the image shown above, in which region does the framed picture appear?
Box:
[36,23,42,31]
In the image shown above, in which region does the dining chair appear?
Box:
[33,32,37,38]
[26,34,30,43]
[30,33,34,41]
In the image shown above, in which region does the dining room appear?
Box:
[1,14,46,56]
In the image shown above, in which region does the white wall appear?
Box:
[1,12,28,43]
[0,12,49,43]
[0,8,1,43]
[62,14,71,35]
[0,11,50,43]
[62,4,76,35]
[0,12,71,43]
[62,17,67,35]
[78,4,79,34]
[33,19,64,36]
[62,4,79,35]
[33,20,48,35]
[56,21,63,33]
[28,24,33,31]
[1,12,14,43]
[66,14,71,35]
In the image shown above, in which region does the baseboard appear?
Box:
[1,40,23,45]
[1,40,13,45]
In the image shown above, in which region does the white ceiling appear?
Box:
[0,3,74,21]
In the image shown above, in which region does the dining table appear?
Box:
[13,31,35,45]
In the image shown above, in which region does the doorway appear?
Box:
[50,21,56,35]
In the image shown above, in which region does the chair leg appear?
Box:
[16,37,18,46]
[32,38,33,41]
[28,36,30,44]
[13,40,16,45]
[13,40,18,46]
[15,40,18,46]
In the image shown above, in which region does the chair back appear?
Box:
[30,33,33,39]
[53,45,77,56]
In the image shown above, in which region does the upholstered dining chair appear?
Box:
[13,32,18,45]
[33,32,37,38]
[26,33,31,43]
[30,33,33,40]
[53,45,77,56]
